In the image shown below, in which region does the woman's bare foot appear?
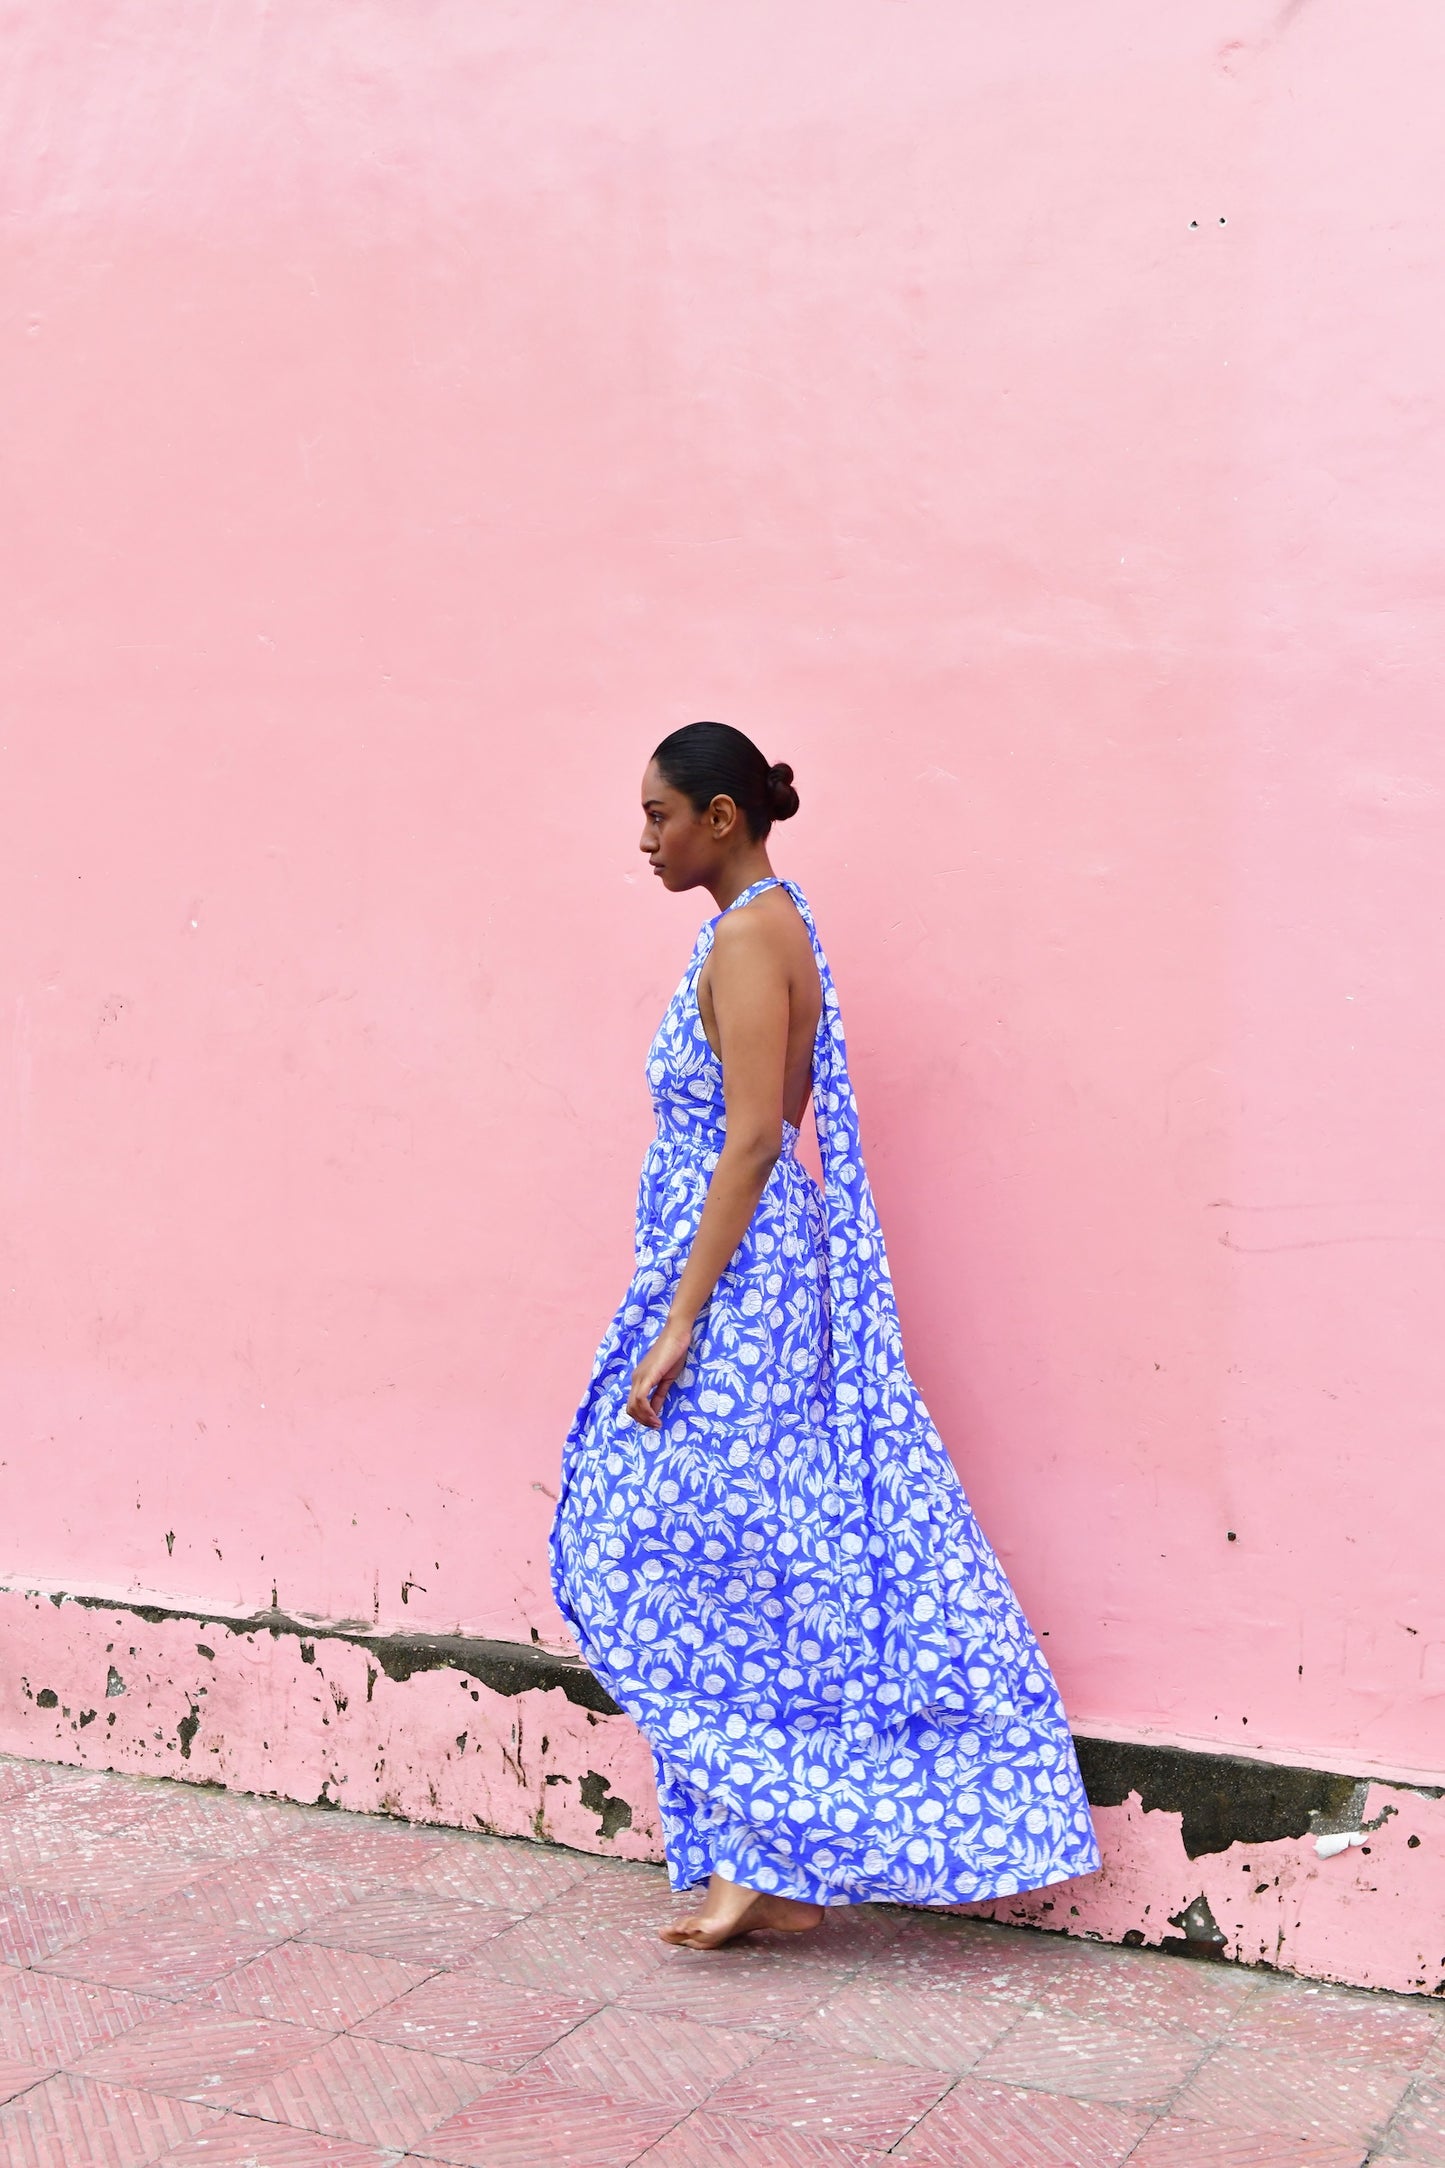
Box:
[659,1871,824,1950]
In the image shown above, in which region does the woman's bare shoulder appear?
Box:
[711,890,809,966]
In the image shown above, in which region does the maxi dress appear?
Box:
[551,878,1099,1906]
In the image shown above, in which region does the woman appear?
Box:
[551,723,1098,1950]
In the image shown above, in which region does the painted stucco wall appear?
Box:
[3,1,1444,1983]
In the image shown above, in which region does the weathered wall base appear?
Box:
[968,1740,1445,2000]
[2,1587,1440,1998]
[0,1586,661,1864]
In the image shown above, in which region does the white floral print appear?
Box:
[552,879,1099,1905]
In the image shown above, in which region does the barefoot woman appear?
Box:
[551,723,1098,1948]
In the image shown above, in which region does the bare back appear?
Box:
[697,885,822,1131]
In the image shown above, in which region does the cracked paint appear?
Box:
[0,1587,659,1864]
[2,1586,1442,1994]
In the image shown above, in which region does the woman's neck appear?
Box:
[709,855,776,913]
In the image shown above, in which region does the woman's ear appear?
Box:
[708,793,740,840]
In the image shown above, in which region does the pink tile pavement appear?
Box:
[1379,2073,1445,2163]
[192,1941,432,2029]
[704,2040,953,2147]
[789,1969,1020,2070]
[0,1969,174,2064]
[416,2070,683,2165]
[227,2029,494,2151]
[634,2108,884,2166]
[73,2008,337,2107]
[2,1753,1443,2168]
[1169,2042,1415,2151]
[352,1968,598,2064]
[1128,2118,1382,2166]
[972,1998,1210,2105]
[154,2118,400,2166]
[298,1893,518,1969]
[892,2074,1152,2165]
[0,2049,54,2103]
[532,2001,772,2109]
[0,2070,224,2168]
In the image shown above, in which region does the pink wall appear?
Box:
[4,1,1444,1799]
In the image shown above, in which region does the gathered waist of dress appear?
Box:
[650,1113,800,1162]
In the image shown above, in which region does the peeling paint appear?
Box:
[3,1585,1443,1994]
[578,1769,634,1841]
[59,1591,618,1712]
[1074,1737,1391,1860]
[0,1588,658,1866]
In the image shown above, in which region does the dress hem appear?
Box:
[669,1844,1102,1911]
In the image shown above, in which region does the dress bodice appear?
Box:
[646,878,797,1153]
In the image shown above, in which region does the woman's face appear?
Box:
[639,760,736,891]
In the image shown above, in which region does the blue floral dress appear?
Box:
[551,878,1099,1906]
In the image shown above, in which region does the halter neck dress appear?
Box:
[551,878,1098,1906]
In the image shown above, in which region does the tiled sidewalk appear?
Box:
[0,1756,1440,2167]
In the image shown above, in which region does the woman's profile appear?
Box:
[551,722,1099,1950]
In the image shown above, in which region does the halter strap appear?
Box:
[715,876,781,919]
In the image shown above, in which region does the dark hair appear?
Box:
[651,721,800,840]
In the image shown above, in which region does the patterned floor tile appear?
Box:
[0,2050,52,2103]
[616,1950,845,2033]
[227,2030,495,2151]
[634,2107,885,2166]
[1032,1948,1262,2041]
[546,1859,672,1914]
[272,1822,459,1883]
[138,1865,361,1941]
[791,1971,1019,2070]
[538,1872,719,1952]
[299,1895,516,1968]
[0,1885,118,1964]
[0,1823,117,1883]
[404,1838,597,1912]
[1224,1980,1445,2068]
[0,2070,224,2167]
[0,1760,58,1806]
[534,2003,772,2110]
[1379,2073,1445,2163]
[195,1942,432,2029]
[974,2000,1208,2105]
[1127,2115,1377,2165]
[892,2076,1153,2165]
[4,1782,177,1842]
[154,2116,400,2166]
[471,1911,673,2002]
[860,1919,1098,2004]
[37,1918,283,1996]
[705,2042,952,2147]
[796,1903,910,1962]
[1172,2045,1414,2149]
[0,1967,174,2062]
[23,1851,220,1912]
[140,1792,303,1859]
[414,2072,683,2166]
[353,1969,596,2064]
[74,2008,335,2106]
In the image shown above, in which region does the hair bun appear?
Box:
[766,761,800,822]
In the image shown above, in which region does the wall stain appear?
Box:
[1075,1737,1439,1859]
[579,1769,633,1841]
[59,1592,619,1714]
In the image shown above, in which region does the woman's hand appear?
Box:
[627,1317,694,1430]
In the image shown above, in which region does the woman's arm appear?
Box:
[625,911,789,1430]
